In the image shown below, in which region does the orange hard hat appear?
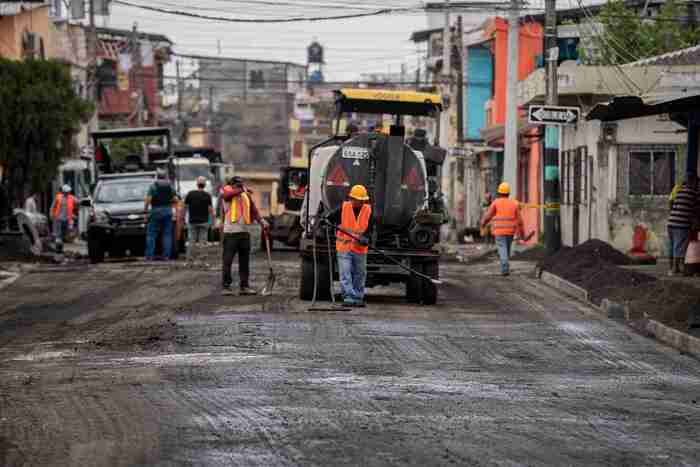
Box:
[349,184,369,201]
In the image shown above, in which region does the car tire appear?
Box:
[88,231,105,264]
[406,259,423,304]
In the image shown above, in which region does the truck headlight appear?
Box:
[91,208,109,223]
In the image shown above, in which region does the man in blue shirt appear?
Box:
[144,171,178,260]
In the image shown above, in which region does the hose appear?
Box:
[325,224,336,305]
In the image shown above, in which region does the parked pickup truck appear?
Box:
[83,172,184,263]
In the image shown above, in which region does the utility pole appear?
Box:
[176,59,182,119]
[131,23,144,127]
[416,50,421,88]
[456,15,469,235]
[88,0,98,132]
[504,0,519,197]
[543,0,561,253]
[440,0,451,241]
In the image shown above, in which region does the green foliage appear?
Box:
[107,137,157,163]
[590,0,700,65]
[0,59,92,204]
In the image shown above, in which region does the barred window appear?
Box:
[629,150,675,195]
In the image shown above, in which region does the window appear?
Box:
[628,149,676,195]
[561,147,588,205]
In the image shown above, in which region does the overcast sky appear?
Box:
[104,0,563,81]
[107,1,431,81]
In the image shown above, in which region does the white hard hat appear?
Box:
[62,184,72,193]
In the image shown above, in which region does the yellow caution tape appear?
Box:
[519,202,561,210]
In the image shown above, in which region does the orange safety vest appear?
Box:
[490,197,519,236]
[336,201,372,254]
[228,193,252,225]
[51,193,75,221]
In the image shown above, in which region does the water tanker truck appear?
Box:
[299,89,448,305]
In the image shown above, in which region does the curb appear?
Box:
[540,271,590,302]
[0,271,20,291]
[645,318,700,359]
[539,269,700,359]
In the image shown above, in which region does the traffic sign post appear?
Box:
[528,105,580,126]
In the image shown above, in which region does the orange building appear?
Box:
[477,17,543,245]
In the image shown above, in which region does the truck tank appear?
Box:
[321,133,427,230]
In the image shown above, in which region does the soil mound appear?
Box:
[538,239,631,270]
[539,239,655,304]
[596,280,700,330]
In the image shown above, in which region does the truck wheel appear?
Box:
[405,260,423,304]
[299,255,331,301]
[300,256,314,300]
[421,260,439,305]
[88,231,105,264]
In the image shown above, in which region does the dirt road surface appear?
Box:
[1,249,699,466]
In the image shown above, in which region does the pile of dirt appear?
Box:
[539,239,655,305]
[596,280,700,331]
[539,239,631,270]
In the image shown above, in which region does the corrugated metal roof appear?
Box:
[625,44,700,67]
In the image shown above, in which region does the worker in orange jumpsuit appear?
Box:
[480,182,524,276]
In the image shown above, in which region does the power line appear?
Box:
[113,0,421,23]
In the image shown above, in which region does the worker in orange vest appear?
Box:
[480,182,524,276]
[219,176,269,296]
[329,184,373,307]
[50,184,76,254]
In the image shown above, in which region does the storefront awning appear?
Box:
[586,92,700,125]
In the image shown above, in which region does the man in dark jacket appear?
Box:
[144,170,178,260]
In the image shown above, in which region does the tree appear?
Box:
[587,0,700,65]
[0,59,93,208]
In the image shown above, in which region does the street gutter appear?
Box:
[538,267,700,360]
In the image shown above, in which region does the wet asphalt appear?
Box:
[1,251,700,466]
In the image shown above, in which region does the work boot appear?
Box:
[239,287,257,296]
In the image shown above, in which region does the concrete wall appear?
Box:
[560,115,686,256]
[521,131,541,245]
[465,45,493,140]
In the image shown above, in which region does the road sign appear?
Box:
[528,105,580,126]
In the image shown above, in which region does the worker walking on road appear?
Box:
[50,184,76,254]
[184,176,215,260]
[220,176,269,296]
[144,170,178,261]
[480,182,524,276]
[330,185,373,307]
